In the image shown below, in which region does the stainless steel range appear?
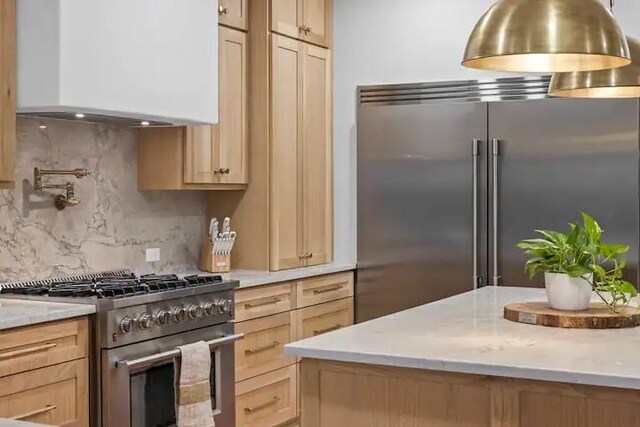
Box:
[1,271,242,427]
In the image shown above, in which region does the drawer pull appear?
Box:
[245,341,281,355]
[12,404,57,420]
[244,297,282,309]
[313,324,343,336]
[313,284,343,295]
[244,396,280,414]
[0,342,57,360]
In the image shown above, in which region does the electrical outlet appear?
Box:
[146,248,161,263]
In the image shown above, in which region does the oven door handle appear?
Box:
[117,333,244,372]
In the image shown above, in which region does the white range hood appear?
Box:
[17,0,218,126]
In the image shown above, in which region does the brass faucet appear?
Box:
[33,168,90,210]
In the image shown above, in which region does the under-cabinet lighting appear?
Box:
[75,113,85,119]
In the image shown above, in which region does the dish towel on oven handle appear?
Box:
[175,341,215,427]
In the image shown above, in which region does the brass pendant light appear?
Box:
[549,0,640,99]
[462,0,630,73]
[549,37,640,98]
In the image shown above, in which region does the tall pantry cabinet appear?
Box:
[0,0,15,189]
[210,0,333,271]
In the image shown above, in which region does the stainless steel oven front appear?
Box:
[102,323,241,427]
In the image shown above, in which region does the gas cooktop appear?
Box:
[0,272,223,299]
[0,271,239,313]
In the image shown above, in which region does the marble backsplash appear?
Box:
[0,117,206,282]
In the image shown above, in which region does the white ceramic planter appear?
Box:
[544,272,592,311]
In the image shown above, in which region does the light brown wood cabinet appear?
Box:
[271,0,331,47]
[270,35,332,271]
[0,0,16,189]
[139,26,248,190]
[0,317,89,427]
[218,0,248,30]
[208,0,332,272]
[232,272,353,427]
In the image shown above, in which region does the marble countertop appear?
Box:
[216,262,356,288]
[285,286,640,390]
[0,299,95,330]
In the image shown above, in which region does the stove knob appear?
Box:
[138,313,155,330]
[203,301,216,316]
[119,316,134,334]
[188,304,203,319]
[171,306,187,323]
[216,298,233,314]
[156,310,170,325]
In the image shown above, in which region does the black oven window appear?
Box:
[129,359,217,427]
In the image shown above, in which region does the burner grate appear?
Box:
[0,270,133,290]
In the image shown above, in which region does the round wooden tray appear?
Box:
[504,302,640,329]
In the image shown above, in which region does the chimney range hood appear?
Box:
[17,0,218,126]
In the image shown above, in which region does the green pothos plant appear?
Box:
[516,212,638,313]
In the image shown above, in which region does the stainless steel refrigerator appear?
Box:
[356,76,640,323]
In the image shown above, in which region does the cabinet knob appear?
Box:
[221,168,230,175]
[218,5,228,15]
[305,26,312,34]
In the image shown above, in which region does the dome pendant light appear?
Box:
[462,0,630,73]
[549,37,640,98]
[549,0,640,99]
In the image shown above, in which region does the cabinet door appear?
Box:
[217,27,248,185]
[0,0,15,188]
[184,126,217,184]
[271,0,302,40]
[270,35,304,270]
[301,0,330,47]
[301,44,332,266]
[218,0,248,31]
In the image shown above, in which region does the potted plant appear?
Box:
[516,212,637,313]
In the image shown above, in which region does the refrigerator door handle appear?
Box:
[472,138,482,289]
[491,138,501,286]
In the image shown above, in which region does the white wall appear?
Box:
[333,0,640,264]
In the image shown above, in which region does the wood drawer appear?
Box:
[295,272,353,309]
[296,298,353,340]
[0,358,89,426]
[235,312,296,381]
[236,365,298,427]
[0,317,88,378]
[235,282,295,322]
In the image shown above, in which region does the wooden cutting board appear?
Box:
[504,302,640,329]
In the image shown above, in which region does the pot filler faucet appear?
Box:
[33,167,91,210]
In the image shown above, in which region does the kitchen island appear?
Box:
[285,287,640,427]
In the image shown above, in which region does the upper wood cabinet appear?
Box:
[139,26,248,190]
[270,35,331,270]
[207,0,332,271]
[271,0,331,48]
[218,0,248,31]
[0,0,15,189]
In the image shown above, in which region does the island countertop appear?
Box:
[285,286,640,390]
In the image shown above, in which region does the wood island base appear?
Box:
[300,359,640,427]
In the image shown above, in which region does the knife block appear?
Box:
[200,242,231,273]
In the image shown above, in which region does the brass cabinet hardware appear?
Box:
[244,396,280,414]
[305,26,312,34]
[218,4,228,15]
[0,342,57,360]
[244,298,282,309]
[244,341,281,355]
[298,25,306,33]
[313,325,342,336]
[12,405,57,420]
[215,168,231,175]
[313,284,342,295]
[300,252,313,259]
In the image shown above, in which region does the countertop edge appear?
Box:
[0,303,96,331]
[229,263,357,289]
[283,346,640,391]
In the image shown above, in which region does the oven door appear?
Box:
[102,323,242,427]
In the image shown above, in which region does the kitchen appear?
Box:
[2,0,640,426]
